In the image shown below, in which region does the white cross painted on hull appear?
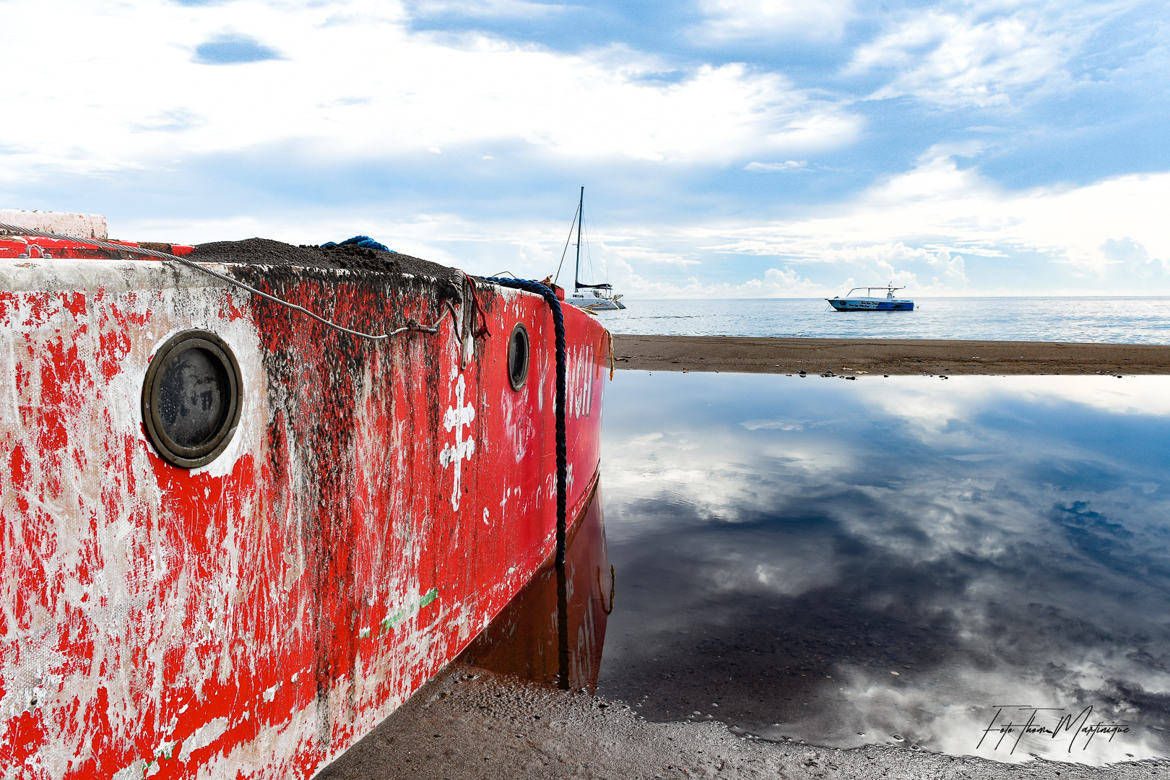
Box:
[439,373,476,510]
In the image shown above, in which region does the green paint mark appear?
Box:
[140,742,176,778]
[376,588,440,636]
[379,609,405,634]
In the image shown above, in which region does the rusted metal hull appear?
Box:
[0,240,609,777]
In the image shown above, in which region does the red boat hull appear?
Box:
[0,240,609,778]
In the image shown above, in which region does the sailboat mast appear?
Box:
[574,186,583,291]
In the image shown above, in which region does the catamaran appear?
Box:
[559,186,625,311]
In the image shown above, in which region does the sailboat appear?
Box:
[559,186,625,311]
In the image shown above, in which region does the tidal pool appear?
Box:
[595,372,1170,765]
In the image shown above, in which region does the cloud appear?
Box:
[743,160,807,172]
[83,145,1170,299]
[692,0,855,43]
[1,0,862,182]
[403,0,570,18]
[845,2,1133,108]
[131,109,205,133]
[614,264,827,299]
[678,148,1170,294]
[611,246,701,267]
[862,376,1170,432]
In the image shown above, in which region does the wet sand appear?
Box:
[319,664,1168,779]
[612,335,1170,375]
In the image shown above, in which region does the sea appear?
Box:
[600,297,1170,343]
[595,372,1170,766]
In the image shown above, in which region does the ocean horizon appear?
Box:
[598,296,1170,345]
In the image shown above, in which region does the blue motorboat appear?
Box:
[827,285,914,311]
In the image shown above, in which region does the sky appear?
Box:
[3,0,1169,297]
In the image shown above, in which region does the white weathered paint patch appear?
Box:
[193,697,321,780]
[565,344,595,420]
[438,373,476,511]
[178,716,230,763]
[110,762,149,780]
[0,210,107,239]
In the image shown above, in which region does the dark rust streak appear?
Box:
[207,238,464,742]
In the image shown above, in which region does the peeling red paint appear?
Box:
[1,243,608,778]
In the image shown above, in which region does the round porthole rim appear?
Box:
[142,330,243,469]
[508,323,530,391]
[148,342,240,459]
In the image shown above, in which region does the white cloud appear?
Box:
[610,264,826,299]
[0,0,862,179]
[863,376,1170,430]
[693,0,855,43]
[828,664,1170,764]
[680,148,1170,294]
[846,1,1128,108]
[744,160,807,172]
[602,413,855,541]
[612,246,702,267]
[403,0,570,18]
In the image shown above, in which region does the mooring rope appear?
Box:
[0,223,456,342]
[482,276,570,688]
[482,277,569,569]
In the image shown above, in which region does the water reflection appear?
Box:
[597,372,1170,765]
[459,485,613,693]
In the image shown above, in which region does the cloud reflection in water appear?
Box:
[598,373,1170,764]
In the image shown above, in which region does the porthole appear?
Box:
[142,330,242,468]
[507,323,530,391]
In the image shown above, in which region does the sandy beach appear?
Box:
[611,335,1170,375]
[320,665,1169,779]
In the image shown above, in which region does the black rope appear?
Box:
[482,276,570,688]
[482,277,568,564]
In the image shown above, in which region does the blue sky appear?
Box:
[3,0,1169,297]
